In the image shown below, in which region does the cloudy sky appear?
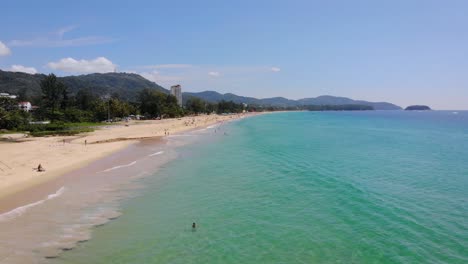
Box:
[1,0,467,109]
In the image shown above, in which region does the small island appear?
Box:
[405,105,431,111]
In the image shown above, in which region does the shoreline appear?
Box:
[0,112,262,262]
[0,137,161,216]
[0,136,173,262]
[0,113,260,213]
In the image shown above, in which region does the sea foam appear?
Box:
[102,161,137,172]
[0,186,66,222]
[148,151,164,157]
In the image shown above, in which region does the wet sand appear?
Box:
[0,137,161,215]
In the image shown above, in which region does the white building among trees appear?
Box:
[0,93,17,99]
[170,85,183,107]
[18,101,32,112]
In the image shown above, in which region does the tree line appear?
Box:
[0,74,247,131]
[1,73,374,133]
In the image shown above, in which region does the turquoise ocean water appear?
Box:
[56,111,467,263]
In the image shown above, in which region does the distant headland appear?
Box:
[405,105,431,111]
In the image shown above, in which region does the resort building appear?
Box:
[170,85,183,107]
[0,92,17,99]
[18,101,32,112]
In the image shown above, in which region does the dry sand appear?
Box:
[0,113,251,200]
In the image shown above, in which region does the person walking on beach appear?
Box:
[37,164,44,172]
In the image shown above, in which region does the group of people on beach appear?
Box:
[36,138,90,173]
[184,118,197,127]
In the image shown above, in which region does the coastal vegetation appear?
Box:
[0,70,402,110]
[1,72,377,135]
[183,92,400,110]
[0,74,247,134]
[305,104,373,111]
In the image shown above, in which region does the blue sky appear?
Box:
[1,0,467,109]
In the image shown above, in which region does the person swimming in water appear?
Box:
[192,222,196,229]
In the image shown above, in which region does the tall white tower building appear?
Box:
[170,85,183,107]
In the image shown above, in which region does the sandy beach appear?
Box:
[0,112,261,262]
[0,113,251,203]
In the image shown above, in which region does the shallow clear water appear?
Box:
[55,111,468,263]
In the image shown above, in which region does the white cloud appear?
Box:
[47,57,117,73]
[10,36,113,48]
[140,70,182,86]
[131,64,281,88]
[208,71,220,77]
[9,26,114,47]
[0,41,11,56]
[141,64,192,69]
[56,25,76,38]
[141,70,159,79]
[7,65,37,74]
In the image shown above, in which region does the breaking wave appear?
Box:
[148,151,164,157]
[0,186,66,222]
[102,161,137,172]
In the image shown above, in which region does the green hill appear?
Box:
[405,105,431,110]
[0,70,401,110]
[0,70,167,101]
[184,91,402,110]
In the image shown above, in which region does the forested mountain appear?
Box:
[0,70,167,101]
[184,91,402,110]
[0,70,44,99]
[0,70,401,109]
[298,95,401,110]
